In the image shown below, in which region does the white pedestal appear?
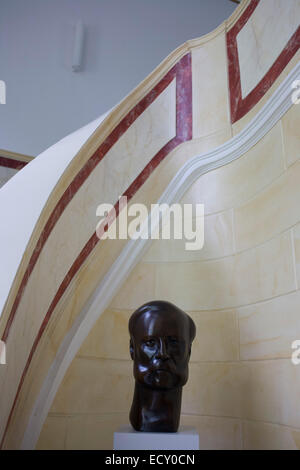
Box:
[114,425,199,450]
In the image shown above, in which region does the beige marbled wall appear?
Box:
[37,101,300,450]
[2,0,299,450]
[33,1,300,450]
[237,0,300,98]
[0,75,178,446]
[192,28,231,139]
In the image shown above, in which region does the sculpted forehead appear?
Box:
[131,309,189,340]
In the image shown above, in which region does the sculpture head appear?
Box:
[129,300,196,390]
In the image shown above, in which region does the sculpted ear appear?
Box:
[129,339,135,360]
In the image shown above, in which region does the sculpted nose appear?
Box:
[156,338,169,360]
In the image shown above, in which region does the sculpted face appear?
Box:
[129,302,195,390]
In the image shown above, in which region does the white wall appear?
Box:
[0,0,235,156]
[0,167,18,188]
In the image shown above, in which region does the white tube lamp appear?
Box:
[72,21,85,72]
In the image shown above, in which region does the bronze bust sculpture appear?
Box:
[128,300,196,432]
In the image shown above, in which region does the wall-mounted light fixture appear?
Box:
[72,21,85,72]
[0,80,6,104]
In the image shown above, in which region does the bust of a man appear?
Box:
[128,300,196,432]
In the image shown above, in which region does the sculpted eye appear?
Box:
[169,336,179,344]
[145,339,156,347]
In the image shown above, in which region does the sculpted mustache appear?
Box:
[149,360,177,373]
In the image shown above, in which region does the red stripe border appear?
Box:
[0,157,28,170]
[227,0,300,123]
[0,52,192,447]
